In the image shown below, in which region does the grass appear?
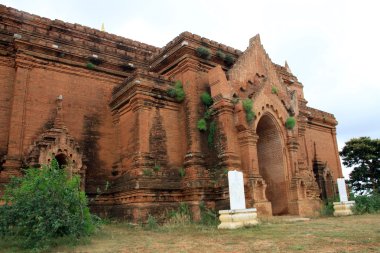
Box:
[1,214,379,252]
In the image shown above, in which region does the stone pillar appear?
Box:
[286,128,309,215]
[237,130,272,214]
[237,130,259,176]
[208,65,240,171]
[175,59,209,221]
[178,59,207,181]
[4,62,31,174]
[133,98,152,176]
[213,99,241,170]
[286,130,299,176]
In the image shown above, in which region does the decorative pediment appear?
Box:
[26,95,86,183]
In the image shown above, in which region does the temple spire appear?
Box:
[285,61,292,74]
[101,22,105,32]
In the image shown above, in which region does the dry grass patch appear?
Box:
[1,214,379,253]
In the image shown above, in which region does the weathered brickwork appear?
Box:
[0,5,343,220]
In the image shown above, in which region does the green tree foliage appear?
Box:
[0,159,96,249]
[352,193,380,214]
[340,137,380,194]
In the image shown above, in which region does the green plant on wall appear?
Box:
[208,121,217,148]
[224,54,234,66]
[167,81,185,102]
[197,91,218,149]
[204,108,214,120]
[143,168,153,176]
[216,50,225,60]
[196,47,211,59]
[242,99,255,124]
[153,164,161,172]
[285,116,296,129]
[197,118,207,131]
[271,86,279,95]
[86,62,95,70]
[178,167,185,178]
[200,92,213,107]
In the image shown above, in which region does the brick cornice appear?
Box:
[14,53,124,83]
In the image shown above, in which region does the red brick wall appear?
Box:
[161,107,185,167]
[119,109,137,172]
[306,124,342,179]
[8,65,122,175]
[119,103,185,172]
[0,63,15,156]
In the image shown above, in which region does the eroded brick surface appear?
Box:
[0,4,342,220]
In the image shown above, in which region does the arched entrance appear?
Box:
[55,153,68,169]
[257,114,288,215]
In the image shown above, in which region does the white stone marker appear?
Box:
[228,170,246,210]
[337,178,348,202]
[219,170,258,229]
[333,178,355,216]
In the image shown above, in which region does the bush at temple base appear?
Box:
[0,159,97,250]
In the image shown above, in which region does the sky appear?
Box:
[2,0,380,178]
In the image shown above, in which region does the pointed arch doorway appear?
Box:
[256,114,289,215]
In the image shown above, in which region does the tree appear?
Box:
[340,137,380,194]
[0,159,97,250]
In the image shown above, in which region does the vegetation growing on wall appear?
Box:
[167,81,185,102]
[200,92,213,107]
[196,47,211,60]
[242,99,255,124]
[197,92,217,148]
[86,62,95,70]
[208,121,217,148]
[143,168,153,177]
[153,164,161,172]
[271,86,279,95]
[216,50,225,60]
[285,116,296,129]
[178,167,185,178]
[224,54,235,66]
[215,50,234,66]
[197,118,207,131]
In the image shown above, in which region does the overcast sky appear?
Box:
[3,0,380,178]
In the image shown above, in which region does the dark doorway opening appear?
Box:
[55,153,68,169]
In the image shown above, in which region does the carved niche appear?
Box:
[26,95,86,188]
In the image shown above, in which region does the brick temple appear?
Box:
[0,5,343,220]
